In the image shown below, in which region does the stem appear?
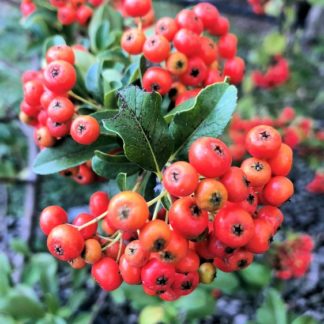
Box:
[69,91,101,110]
[116,236,123,262]
[132,171,146,192]
[97,234,113,242]
[165,211,169,224]
[152,199,161,220]
[101,232,122,251]
[147,190,167,207]
[77,211,108,231]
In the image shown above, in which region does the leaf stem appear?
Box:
[77,211,108,231]
[101,232,122,251]
[147,190,167,207]
[69,91,101,110]
[152,199,161,220]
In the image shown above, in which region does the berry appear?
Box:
[195,179,228,212]
[173,29,201,57]
[142,67,172,95]
[166,52,188,76]
[119,255,142,284]
[47,96,75,123]
[176,9,203,35]
[189,137,232,178]
[163,161,199,197]
[124,240,149,267]
[214,206,255,248]
[121,28,146,55]
[193,3,220,29]
[268,143,293,176]
[245,125,282,159]
[169,196,208,239]
[43,60,76,93]
[73,213,97,239]
[263,176,294,206]
[89,191,110,217]
[218,34,237,59]
[155,17,178,41]
[47,224,84,261]
[143,35,170,63]
[70,115,100,145]
[46,45,75,64]
[91,257,123,291]
[108,191,149,231]
[39,205,68,235]
[241,157,271,187]
[124,0,152,17]
[180,57,208,87]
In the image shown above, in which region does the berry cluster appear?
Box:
[121,2,245,102]
[248,0,270,15]
[40,124,294,301]
[252,55,290,89]
[228,107,319,161]
[306,172,324,194]
[272,234,314,280]
[20,45,100,149]
[20,0,103,25]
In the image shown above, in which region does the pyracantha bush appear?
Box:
[20,1,297,301]
[251,55,289,89]
[271,234,314,280]
[20,0,104,25]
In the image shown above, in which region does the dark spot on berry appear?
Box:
[211,144,223,155]
[156,275,168,286]
[232,224,244,236]
[160,250,174,261]
[243,176,250,187]
[64,171,72,177]
[237,259,247,268]
[181,280,192,290]
[50,67,60,79]
[254,162,263,171]
[153,238,166,252]
[190,204,201,217]
[54,244,64,256]
[260,130,271,140]
[151,83,160,91]
[190,68,200,78]
[77,123,87,135]
[225,247,235,254]
[176,60,184,69]
[247,194,255,205]
[171,171,179,182]
[119,206,130,220]
[210,192,222,207]
[126,33,133,42]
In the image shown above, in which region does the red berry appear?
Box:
[57,6,76,25]
[172,271,199,296]
[70,115,100,145]
[123,0,152,17]
[76,5,93,25]
[218,34,237,59]
[263,176,294,207]
[47,96,75,123]
[143,35,170,63]
[121,28,146,55]
[214,206,255,248]
[193,2,220,29]
[73,213,97,239]
[89,191,110,217]
[257,205,283,234]
[141,258,175,291]
[108,191,149,231]
[39,205,68,235]
[46,45,75,64]
[124,240,149,267]
[223,57,245,84]
[169,196,208,239]
[47,224,84,261]
[241,157,271,187]
[208,15,229,36]
[268,143,293,176]
[189,137,232,178]
[43,60,76,93]
[180,56,208,87]
[119,255,142,284]
[163,161,199,197]
[91,257,123,291]
[176,9,203,35]
[23,80,43,106]
[173,29,201,57]
[245,125,282,159]
[155,17,178,41]
[142,67,172,95]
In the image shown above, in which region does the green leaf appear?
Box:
[240,263,271,287]
[116,173,138,191]
[208,271,239,294]
[92,151,140,179]
[85,63,103,103]
[10,238,30,256]
[292,315,318,324]
[263,33,286,56]
[91,109,118,135]
[73,50,96,78]
[89,5,123,52]
[0,284,45,320]
[102,86,174,172]
[256,289,287,324]
[32,136,114,175]
[42,35,66,58]
[168,82,237,158]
